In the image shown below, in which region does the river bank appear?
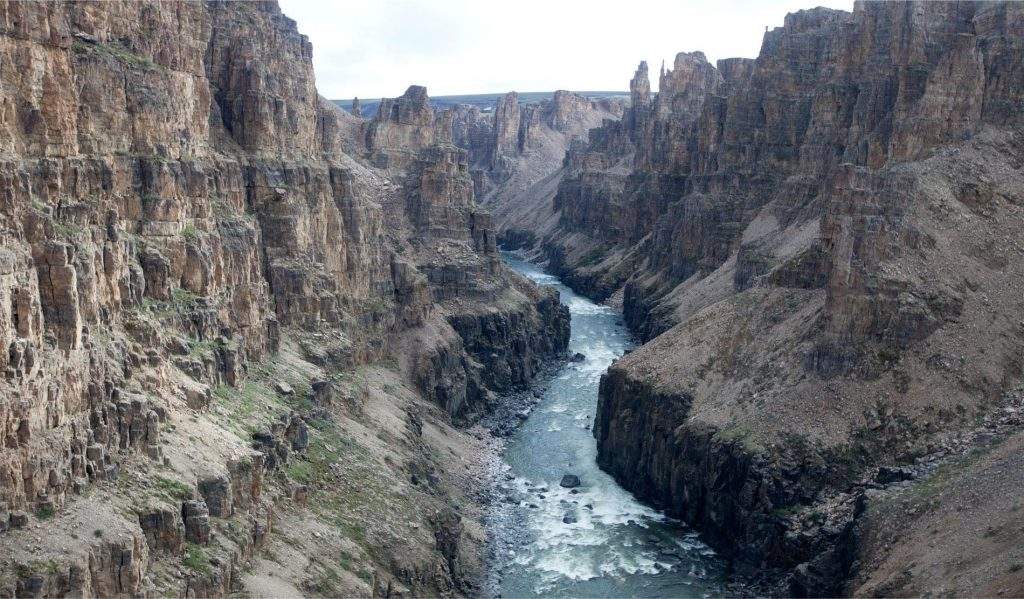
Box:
[482,254,726,598]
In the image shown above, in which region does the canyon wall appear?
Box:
[448,91,622,250]
[0,1,566,596]
[527,1,1024,594]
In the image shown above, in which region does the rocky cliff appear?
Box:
[524,1,1024,594]
[0,2,567,596]
[447,91,622,250]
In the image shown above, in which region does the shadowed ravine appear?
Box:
[487,255,725,597]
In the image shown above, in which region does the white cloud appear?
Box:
[278,0,852,100]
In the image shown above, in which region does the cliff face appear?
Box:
[0,2,567,596]
[530,0,1024,594]
[448,91,622,250]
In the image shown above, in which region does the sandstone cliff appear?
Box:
[524,1,1024,594]
[0,2,567,596]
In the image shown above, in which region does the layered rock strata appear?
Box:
[524,1,1024,594]
[448,91,622,249]
[0,1,567,596]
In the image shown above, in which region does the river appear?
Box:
[487,255,725,598]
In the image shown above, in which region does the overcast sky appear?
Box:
[278,0,852,100]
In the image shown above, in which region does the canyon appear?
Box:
[507,1,1024,596]
[1,0,1024,597]
[0,2,569,596]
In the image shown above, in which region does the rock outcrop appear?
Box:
[513,1,1024,594]
[0,1,567,596]
[447,91,622,249]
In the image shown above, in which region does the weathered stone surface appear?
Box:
[182,500,211,545]
[9,511,28,529]
[485,1,1024,594]
[226,455,261,511]
[0,0,565,492]
[198,475,232,518]
[0,1,569,596]
[365,85,450,169]
[285,415,309,451]
[448,91,622,246]
[431,507,464,591]
[139,506,185,554]
[310,379,335,405]
[6,533,151,598]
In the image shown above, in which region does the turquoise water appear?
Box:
[490,255,725,598]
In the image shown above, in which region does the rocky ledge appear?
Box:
[574,1,1024,595]
[0,1,567,596]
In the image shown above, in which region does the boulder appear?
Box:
[198,475,232,517]
[311,379,335,405]
[181,500,210,545]
[285,416,309,451]
[9,511,28,529]
[138,507,184,554]
[875,466,916,485]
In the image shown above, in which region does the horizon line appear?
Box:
[330,89,630,102]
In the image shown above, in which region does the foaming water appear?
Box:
[490,255,725,598]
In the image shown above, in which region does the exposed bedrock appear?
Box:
[408,281,569,423]
[0,0,567,595]
[447,91,623,249]
[595,366,864,596]
[568,1,1024,595]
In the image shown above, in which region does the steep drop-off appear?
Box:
[0,2,567,596]
[517,1,1024,595]
[448,91,622,250]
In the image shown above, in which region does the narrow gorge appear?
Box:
[1,1,1023,598]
